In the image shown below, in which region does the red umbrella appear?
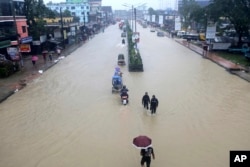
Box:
[31,56,38,61]
[132,135,152,149]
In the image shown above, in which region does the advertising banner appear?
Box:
[19,44,31,52]
[7,47,19,61]
[206,23,216,39]
[152,15,155,22]
[159,15,163,25]
[175,16,181,31]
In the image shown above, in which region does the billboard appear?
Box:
[158,15,163,25]
[152,15,155,22]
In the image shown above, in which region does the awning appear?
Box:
[0,40,11,49]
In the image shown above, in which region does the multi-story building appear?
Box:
[46,1,90,23]
[88,0,102,23]
[0,0,30,59]
[101,6,113,25]
[177,0,210,10]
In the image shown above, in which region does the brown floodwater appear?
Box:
[0,24,250,167]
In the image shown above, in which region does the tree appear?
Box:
[62,9,71,17]
[178,0,200,31]
[207,0,250,45]
[24,0,55,39]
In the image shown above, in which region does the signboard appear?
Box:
[20,36,32,44]
[40,35,47,43]
[54,30,61,38]
[206,23,216,39]
[175,16,181,31]
[19,44,31,52]
[7,47,19,61]
[152,15,155,22]
[158,15,163,25]
[147,15,150,21]
[32,41,41,45]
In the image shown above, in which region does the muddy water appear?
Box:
[0,24,250,167]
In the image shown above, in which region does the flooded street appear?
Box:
[0,24,250,167]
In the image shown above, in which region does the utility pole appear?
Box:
[134,8,136,33]
[83,13,85,26]
[11,0,19,45]
[60,7,65,48]
[131,5,134,32]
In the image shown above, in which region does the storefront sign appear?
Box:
[19,44,31,52]
[32,41,41,45]
[20,36,33,44]
[7,47,20,61]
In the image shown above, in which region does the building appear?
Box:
[177,0,210,10]
[101,6,113,25]
[0,0,30,60]
[46,1,90,23]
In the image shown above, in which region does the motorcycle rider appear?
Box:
[120,85,129,94]
[120,85,129,103]
[120,90,129,104]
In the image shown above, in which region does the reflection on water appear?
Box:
[0,25,250,167]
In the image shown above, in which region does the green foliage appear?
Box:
[24,0,55,39]
[206,0,250,44]
[129,49,142,65]
[0,63,14,78]
[125,20,143,71]
[63,10,72,17]
[216,51,250,67]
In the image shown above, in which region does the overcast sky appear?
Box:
[43,0,177,10]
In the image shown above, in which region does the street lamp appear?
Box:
[123,3,146,33]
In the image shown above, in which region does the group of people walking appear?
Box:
[140,93,157,167]
[142,92,159,115]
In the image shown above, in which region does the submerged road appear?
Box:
[0,23,250,167]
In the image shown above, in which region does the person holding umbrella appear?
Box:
[132,135,155,167]
[31,55,38,67]
[140,147,155,167]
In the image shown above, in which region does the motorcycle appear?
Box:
[121,95,129,105]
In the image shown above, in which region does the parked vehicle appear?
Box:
[121,32,126,37]
[0,54,15,78]
[118,54,126,65]
[150,28,156,32]
[177,31,186,38]
[157,31,164,37]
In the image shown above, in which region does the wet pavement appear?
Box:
[0,37,250,104]
[175,39,250,82]
[0,24,250,167]
[0,42,84,103]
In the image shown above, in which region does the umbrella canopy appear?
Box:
[31,56,38,61]
[133,135,152,149]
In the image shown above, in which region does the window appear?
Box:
[71,6,75,9]
[22,26,26,33]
